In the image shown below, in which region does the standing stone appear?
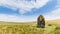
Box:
[37,15,45,28]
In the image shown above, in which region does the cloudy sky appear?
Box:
[0,0,60,22]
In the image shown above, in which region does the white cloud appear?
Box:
[0,0,50,22]
[45,8,60,20]
[0,0,60,22]
[0,0,50,14]
[44,0,60,20]
[0,14,37,22]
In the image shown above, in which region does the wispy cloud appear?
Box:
[45,0,60,20]
[0,0,60,22]
[0,0,50,14]
[0,14,37,22]
[45,8,60,20]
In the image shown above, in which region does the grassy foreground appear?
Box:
[0,20,60,34]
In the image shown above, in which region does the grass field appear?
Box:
[0,20,60,34]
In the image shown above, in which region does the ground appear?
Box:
[0,20,60,34]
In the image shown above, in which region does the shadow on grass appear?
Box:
[55,27,60,34]
[37,26,45,28]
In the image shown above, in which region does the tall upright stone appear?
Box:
[37,15,45,28]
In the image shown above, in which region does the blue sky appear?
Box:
[0,0,60,22]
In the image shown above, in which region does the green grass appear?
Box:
[0,22,44,34]
[0,20,60,34]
